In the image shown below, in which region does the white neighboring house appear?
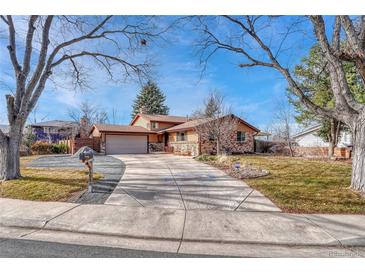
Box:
[0,124,9,135]
[292,124,352,148]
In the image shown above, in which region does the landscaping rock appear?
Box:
[208,160,269,179]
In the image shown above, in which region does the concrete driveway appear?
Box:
[105,154,280,212]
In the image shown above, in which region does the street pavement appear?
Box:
[0,237,215,258]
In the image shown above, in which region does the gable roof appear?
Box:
[161,114,260,133]
[161,118,207,132]
[130,114,188,125]
[0,124,9,134]
[292,124,321,139]
[92,124,154,134]
[30,120,78,128]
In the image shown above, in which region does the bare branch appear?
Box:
[340,16,365,59]
[220,16,339,121]
[310,16,364,115]
[46,16,113,64]
[332,16,341,52]
[0,15,8,25]
[51,51,145,76]
[6,16,21,74]
[22,16,39,79]
[21,16,53,116]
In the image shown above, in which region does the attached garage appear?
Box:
[106,135,147,154]
[90,124,155,155]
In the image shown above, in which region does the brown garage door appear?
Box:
[105,135,147,154]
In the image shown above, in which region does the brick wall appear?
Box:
[60,137,100,154]
[294,146,352,159]
[200,131,255,155]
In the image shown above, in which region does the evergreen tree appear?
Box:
[131,81,169,118]
[289,44,365,157]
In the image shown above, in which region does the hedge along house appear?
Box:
[90,114,259,156]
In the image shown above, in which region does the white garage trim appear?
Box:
[105,134,148,154]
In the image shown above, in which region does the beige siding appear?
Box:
[153,122,179,131]
[132,116,150,129]
[149,134,159,142]
[91,127,101,137]
[168,130,198,142]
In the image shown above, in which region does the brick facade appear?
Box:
[200,131,255,155]
[167,130,255,156]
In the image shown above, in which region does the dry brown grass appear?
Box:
[0,155,102,202]
[197,154,365,214]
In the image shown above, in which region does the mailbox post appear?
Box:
[79,148,94,192]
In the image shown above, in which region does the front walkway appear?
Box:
[105,154,280,211]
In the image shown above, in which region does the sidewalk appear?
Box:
[1,198,364,257]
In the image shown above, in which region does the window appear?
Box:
[177,131,186,141]
[236,131,246,142]
[151,122,159,129]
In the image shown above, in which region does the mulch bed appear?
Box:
[208,160,269,179]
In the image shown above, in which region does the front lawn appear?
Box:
[0,156,101,202]
[196,155,365,214]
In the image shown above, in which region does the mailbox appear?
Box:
[79,147,94,192]
[79,148,94,163]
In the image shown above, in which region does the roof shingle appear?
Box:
[94,124,153,134]
[131,114,188,125]
[30,120,78,127]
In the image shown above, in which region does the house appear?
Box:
[28,120,79,143]
[0,124,9,135]
[292,124,352,148]
[292,124,352,158]
[90,113,259,156]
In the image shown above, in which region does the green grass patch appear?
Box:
[197,155,365,214]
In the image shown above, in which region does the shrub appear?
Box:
[31,142,68,155]
[51,143,68,154]
[195,154,217,162]
[31,141,53,155]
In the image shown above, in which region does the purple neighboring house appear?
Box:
[28,120,80,143]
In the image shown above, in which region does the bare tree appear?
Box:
[193,91,238,155]
[68,101,109,137]
[0,15,163,180]
[196,16,365,193]
[273,99,295,157]
[111,107,120,124]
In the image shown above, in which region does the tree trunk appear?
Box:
[0,127,22,180]
[328,118,340,158]
[216,138,221,155]
[287,140,294,157]
[328,141,335,158]
[351,114,365,193]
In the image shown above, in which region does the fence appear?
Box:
[255,140,352,159]
[59,137,101,154]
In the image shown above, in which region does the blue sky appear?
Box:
[0,16,319,130]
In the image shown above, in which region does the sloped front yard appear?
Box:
[0,156,101,202]
[196,155,365,214]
